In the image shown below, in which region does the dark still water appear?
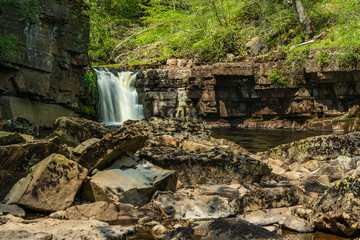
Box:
[212,128,335,153]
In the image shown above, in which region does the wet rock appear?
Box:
[312,177,360,236]
[65,201,138,225]
[0,137,63,199]
[53,117,117,143]
[162,227,195,240]
[201,218,281,240]
[81,153,176,206]
[241,207,292,226]
[152,190,234,220]
[235,186,305,213]
[0,218,135,240]
[0,204,25,218]
[263,132,360,164]
[279,215,313,233]
[5,154,87,212]
[2,117,39,137]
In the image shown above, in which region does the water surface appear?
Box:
[212,128,336,153]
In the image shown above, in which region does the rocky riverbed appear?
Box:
[0,116,360,239]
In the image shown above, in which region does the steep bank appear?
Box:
[134,48,360,131]
[0,0,94,127]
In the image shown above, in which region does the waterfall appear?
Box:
[95,68,144,125]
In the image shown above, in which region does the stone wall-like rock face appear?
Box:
[137,49,360,130]
[0,0,93,127]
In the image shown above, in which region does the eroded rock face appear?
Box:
[312,177,360,236]
[81,153,176,206]
[0,0,94,126]
[5,154,87,212]
[0,217,135,240]
[262,132,360,164]
[0,137,63,199]
[65,201,138,225]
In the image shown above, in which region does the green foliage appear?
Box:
[81,0,142,64]
[83,71,97,95]
[81,0,360,65]
[317,49,330,67]
[337,47,360,68]
[268,69,287,86]
[286,49,309,70]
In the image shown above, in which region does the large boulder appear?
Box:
[138,138,271,186]
[4,154,87,212]
[235,186,305,214]
[263,132,360,164]
[0,137,63,199]
[0,217,135,240]
[53,117,117,144]
[65,201,138,225]
[73,127,147,171]
[81,153,176,206]
[312,177,360,236]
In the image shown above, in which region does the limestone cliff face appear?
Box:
[0,0,93,127]
[136,49,360,131]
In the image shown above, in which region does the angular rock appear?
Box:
[138,138,271,186]
[235,186,305,213]
[0,131,26,145]
[0,218,135,240]
[0,204,25,218]
[0,137,63,199]
[279,215,313,233]
[74,127,147,171]
[65,201,138,225]
[202,218,281,240]
[2,117,39,137]
[81,153,176,206]
[47,130,80,148]
[241,207,292,226]
[153,191,234,220]
[53,117,117,143]
[312,177,360,236]
[70,138,101,158]
[5,154,87,212]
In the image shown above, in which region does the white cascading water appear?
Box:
[95,68,144,125]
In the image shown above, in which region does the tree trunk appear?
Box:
[293,0,313,38]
